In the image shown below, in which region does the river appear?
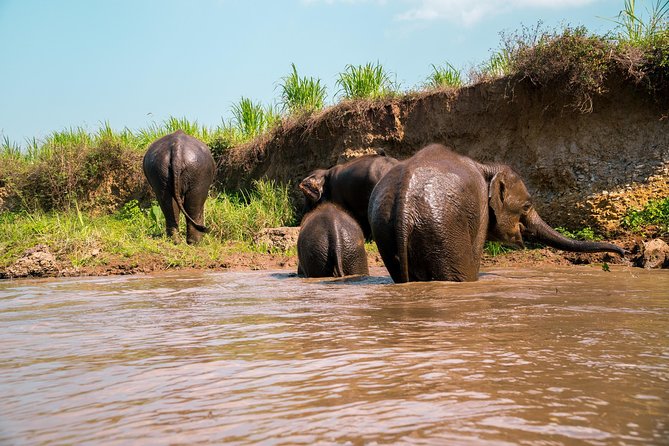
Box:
[1,265,667,445]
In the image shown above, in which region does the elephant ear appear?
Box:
[488,171,507,218]
[299,174,325,203]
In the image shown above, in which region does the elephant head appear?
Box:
[483,164,626,256]
[487,166,531,248]
[298,169,328,205]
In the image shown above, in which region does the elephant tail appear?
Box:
[170,137,209,233]
[330,220,345,277]
[395,188,411,283]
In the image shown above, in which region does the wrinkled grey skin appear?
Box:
[143,130,216,244]
[299,151,399,239]
[297,202,369,278]
[369,143,626,283]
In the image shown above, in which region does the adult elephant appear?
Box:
[297,202,369,278]
[299,151,399,239]
[143,130,216,244]
[369,143,626,283]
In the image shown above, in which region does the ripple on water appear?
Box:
[0,266,667,445]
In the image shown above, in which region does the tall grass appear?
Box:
[0,180,296,271]
[207,180,294,242]
[279,63,327,114]
[609,0,669,44]
[231,97,281,139]
[336,62,397,99]
[425,62,464,88]
[480,49,513,79]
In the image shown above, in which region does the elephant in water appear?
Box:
[299,150,399,239]
[369,143,626,283]
[297,202,369,278]
[143,130,216,244]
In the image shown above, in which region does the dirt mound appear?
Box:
[217,75,668,236]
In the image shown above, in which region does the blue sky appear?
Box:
[1,0,623,144]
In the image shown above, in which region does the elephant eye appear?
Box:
[522,203,532,213]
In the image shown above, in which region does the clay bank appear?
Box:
[219,74,668,237]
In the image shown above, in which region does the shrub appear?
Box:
[279,63,327,114]
[336,62,397,99]
[622,197,669,232]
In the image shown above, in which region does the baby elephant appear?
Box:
[297,203,369,278]
[143,130,216,244]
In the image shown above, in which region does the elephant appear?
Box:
[143,130,216,244]
[299,150,399,239]
[297,202,369,278]
[368,143,626,283]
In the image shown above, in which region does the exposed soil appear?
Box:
[218,74,668,236]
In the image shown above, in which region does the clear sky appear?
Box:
[1,0,623,145]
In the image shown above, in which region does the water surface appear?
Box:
[1,266,667,445]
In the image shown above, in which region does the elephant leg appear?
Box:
[184,190,207,244]
[373,231,405,283]
[156,190,180,242]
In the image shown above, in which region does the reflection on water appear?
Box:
[0,266,667,445]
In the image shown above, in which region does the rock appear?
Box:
[634,239,669,269]
[253,227,300,252]
[5,244,59,278]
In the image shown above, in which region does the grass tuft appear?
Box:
[425,62,464,88]
[279,63,327,114]
[336,62,398,100]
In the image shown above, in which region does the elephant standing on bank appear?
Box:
[299,151,399,239]
[143,130,216,244]
[297,203,369,278]
[369,143,626,283]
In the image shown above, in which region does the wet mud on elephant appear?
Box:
[143,130,216,244]
[369,143,626,283]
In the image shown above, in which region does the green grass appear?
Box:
[0,180,296,271]
[231,97,281,140]
[425,62,464,88]
[484,241,514,256]
[336,62,397,100]
[279,63,327,114]
[622,197,669,232]
[555,226,602,241]
[607,0,669,45]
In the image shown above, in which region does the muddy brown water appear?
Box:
[1,266,667,445]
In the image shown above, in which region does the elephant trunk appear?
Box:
[522,208,626,256]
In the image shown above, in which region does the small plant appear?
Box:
[336,62,397,100]
[622,197,669,232]
[555,226,602,241]
[484,241,514,256]
[279,63,327,114]
[425,62,463,88]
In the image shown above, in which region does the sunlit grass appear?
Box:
[0,180,296,271]
[336,62,397,99]
[425,62,464,88]
[607,0,669,45]
[279,63,327,114]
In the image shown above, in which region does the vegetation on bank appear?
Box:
[0,181,294,272]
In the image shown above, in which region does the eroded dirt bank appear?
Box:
[219,75,668,235]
